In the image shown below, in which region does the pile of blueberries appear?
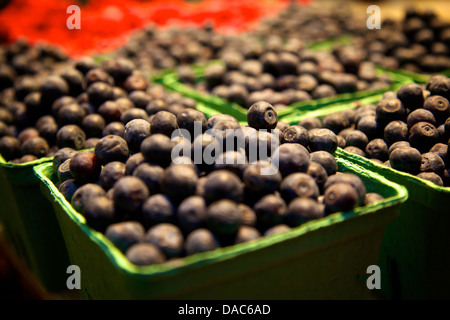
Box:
[52,101,384,266]
[300,75,450,187]
[352,7,450,73]
[178,45,392,109]
[0,49,200,163]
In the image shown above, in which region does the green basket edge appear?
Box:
[335,148,450,194]
[34,158,407,278]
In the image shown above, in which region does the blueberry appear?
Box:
[176,196,207,233]
[105,221,145,253]
[312,84,336,99]
[41,75,69,107]
[322,113,350,134]
[247,101,278,130]
[286,198,324,227]
[0,136,21,161]
[203,169,243,204]
[102,58,135,84]
[365,139,389,161]
[409,122,439,153]
[376,98,406,125]
[69,150,101,183]
[20,137,49,158]
[144,223,184,258]
[123,119,150,153]
[206,199,242,236]
[234,226,261,244]
[60,67,85,97]
[417,172,444,186]
[238,203,257,227]
[281,125,309,147]
[113,176,149,215]
[185,228,220,255]
[95,135,129,165]
[280,173,320,203]
[384,121,408,145]
[57,159,73,182]
[18,127,39,144]
[308,128,338,153]
[84,137,99,149]
[98,101,123,123]
[87,82,114,107]
[274,143,310,177]
[123,74,148,93]
[142,194,175,228]
[85,68,114,87]
[324,182,359,213]
[357,115,382,141]
[162,164,198,203]
[242,161,282,196]
[71,183,106,213]
[426,75,450,100]
[423,95,449,123]
[125,152,145,175]
[388,141,411,156]
[310,151,338,176]
[207,114,239,129]
[420,152,445,176]
[150,111,179,137]
[102,122,125,138]
[57,179,79,202]
[389,147,422,174]
[133,163,164,194]
[397,83,424,110]
[125,243,166,266]
[324,173,366,205]
[407,109,436,128]
[35,115,58,144]
[299,117,322,131]
[429,143,448,165]
[146,99,169,116]
[81,114,106,138]
[129,91,152,110]
[253,194,287,229]
[56,124,86,149]
[306,161,328,192]
[120,108,148,124]
[344,146,366,157]
[177,109,207,139]
[141,134,175,167]
[263,224,290,237]
[56,103,86,126]
[213,151,247,178]
[82,196,118,232]
[100,161,126,190]
[364,193,385,205]
[345,130,369,150]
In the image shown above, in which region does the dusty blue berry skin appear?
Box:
[177,196,207,234]
[123,119,151,153]
[206,199,242,236]
[100,161,126,191]
[71,183,106,214]
[185,229,220,255]
[125,243,166,266]
[113,176,149,215]
[203,170,243,204]
[105,221,146,253]
[144,223,184,258]
[95,134,130,165]
[142,194,176,228]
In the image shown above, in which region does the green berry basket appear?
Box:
[281,99,450,299]
[0,155,70,292]
[157,61,412,123]
[34,156,407,299]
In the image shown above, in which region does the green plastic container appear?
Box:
[335,148,450,300]
[35,157,407,300]
[280,96,450,299]
[0,155,70,291]
[159,62,412,122]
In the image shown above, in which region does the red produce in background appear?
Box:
[0,0,309,58]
